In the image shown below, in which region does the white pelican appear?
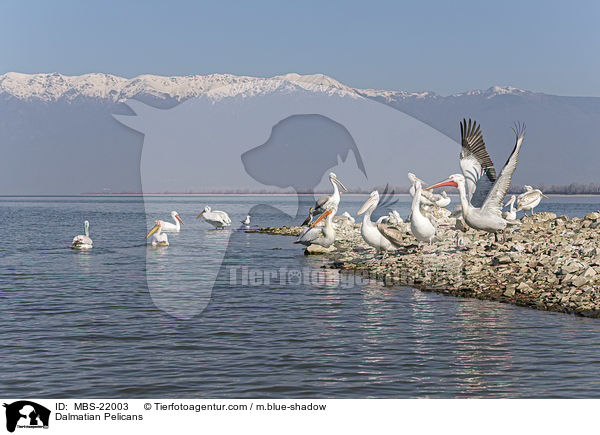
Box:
[160,211,185,232]
[301,207,314,226]
[306,172,348,219]
[427,122,526,241]
[517,186,548,215]
[295,207,337,248]
[503,195,517,220]
[357,191,400,254]
[410,180,437,244]
[434,191,451,208]
[71,220,93,250]
[376,210,403,226]
[333,211,355,228]
[241,215,251,226]
[197,206,231,229]
[408,173,438,206]
[146,220,169,246]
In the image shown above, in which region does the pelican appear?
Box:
[427,122,526,241]
[357,191,400,254]
[410,180,437,244]
[517,187,548,215]
[71,220,93,250]
[503,195,517,220]
[408,173,438,206]
[333,211,355,228]
[160,211,185,232]
[197,206,231,229]
[295,206,337,248]
[301,207,314,226]
[146,220,169,246]
[434,191,451,208]
[305,172,348,220]
[241,215,251,226]
[376,210,403,226]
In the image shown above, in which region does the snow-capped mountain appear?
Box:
[1,71,599,194]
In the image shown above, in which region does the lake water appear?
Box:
[2,195,600,398]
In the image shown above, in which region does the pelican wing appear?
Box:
[482,123,526,216]
[296,226,322,244]
[460,118,497,207]
[516,190,540,210]
[214,211,231,224]
[377,223,404,248]
[314,194,331,213]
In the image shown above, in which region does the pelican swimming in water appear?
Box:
[295,206,337,248]
[306,172,348,219]
[71,220,93,250]
[427,122,526,242]
[410,179,437,244]
[197,206,231,229]
[160,211,185,232]
[146,220,169,246]
[503,195,517,220]
[241,215,251,226]
[357,191,402,255]
[517,186,548,215]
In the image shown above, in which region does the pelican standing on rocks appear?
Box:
[197,206,231,229]
[427,122,526,242]
[517,186,549,215]
[295,206,337,248]
[71,220,93,250]
[160,211,185,232]
[306,172,348,218]
[503,195,517,220]
[357,191,401,255]
[410,180,437,244]
[146,220,169,246]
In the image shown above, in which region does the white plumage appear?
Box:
[71,220,93,250]
[197,206,231,229]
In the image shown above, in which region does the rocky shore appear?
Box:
[250,211,600,318]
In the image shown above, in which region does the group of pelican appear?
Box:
[296,118,550,254]
[72,207,244,249]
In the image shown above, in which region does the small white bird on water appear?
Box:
[197,206,231,229]
[72,220,93,250]
[241,215,251,226]
[503,195,517,220]
[160,211,185,232]
[517,186,548,215]
[410,180,437,244]
[146,220,169,246]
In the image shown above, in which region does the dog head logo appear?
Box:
[114,77,458,319]
[3,401,50,433]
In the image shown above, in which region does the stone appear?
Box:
[585,212,600,221]
[572,275,590,287]
[305,244,336,255]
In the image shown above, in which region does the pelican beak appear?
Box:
[425,179,458,190]
[357,197,376,215]
[541,194,549,199]
[333,176,348,192]
[176,215,185,225]
[196,211,205,219]
[310,209,332,228]
[145,224,160,239]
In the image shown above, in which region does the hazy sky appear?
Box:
[1,0,598,96]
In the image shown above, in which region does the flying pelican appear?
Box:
[71,220,93,250]
[295,206,337,248]
[517,187,548,215]
[305,172,348,219]
[503,195,517,220]
[160,211,185,232]
[241,215,251,226]
[410,180,437,244]
[146,220,169,246]
[357,191,401,255]
[197,206,231,229]
[426,122,526,242]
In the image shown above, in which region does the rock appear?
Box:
[504,286,516,297]
[582,267,597,279]
[304,244,336,255]
[585,212,600,221]
[572,275,590,287]
[517,282,532,293]
[561,261,583,274]
[493,255,513,265]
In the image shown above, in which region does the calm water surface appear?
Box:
[1,195,600,398]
